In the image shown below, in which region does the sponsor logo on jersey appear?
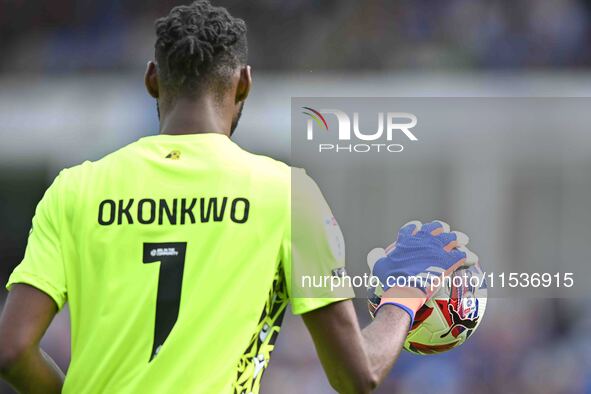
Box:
[150,248,179,257]
[165,150,181,159]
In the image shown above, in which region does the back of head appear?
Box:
[154,0,248,100]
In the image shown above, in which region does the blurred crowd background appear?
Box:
[1,0,591,393]
[2,0,591,72]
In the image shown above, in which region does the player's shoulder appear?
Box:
[231,145,294,183]
[52,142,135,189]
[229,146,320,194]
[63,138,146,173]
[236,147,289,172]
[55,138,316,190]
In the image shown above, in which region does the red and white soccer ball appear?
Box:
[368,263,487,355]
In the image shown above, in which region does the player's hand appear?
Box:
[367,220,477,325]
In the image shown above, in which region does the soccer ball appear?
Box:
[368,263,487,355]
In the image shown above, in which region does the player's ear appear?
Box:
[235,65,251,103]
[145,61,160,99]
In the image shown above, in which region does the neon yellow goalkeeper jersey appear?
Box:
[7,133,350,394]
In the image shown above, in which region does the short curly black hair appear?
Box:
[154,1,247,98]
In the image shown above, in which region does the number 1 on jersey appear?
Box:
[143,242,187,361]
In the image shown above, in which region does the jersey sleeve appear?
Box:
[6,172,68,309]
[281,168,354,315]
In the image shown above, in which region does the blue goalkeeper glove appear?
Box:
[368,220,477,326]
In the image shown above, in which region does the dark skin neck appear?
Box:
[144,61,252,137]
[159,93,232,137]
[144,62,252,138]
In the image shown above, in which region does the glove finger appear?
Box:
[452,231,470,246]
[422,220,450,235]
[441,248,468,276]
[449,247,467,265]
[384,241,396,254]
[398,220,422,238]
[456,245,478,266]
[434,220,451,233]
[367,247,386,271]
[436,232,457,252]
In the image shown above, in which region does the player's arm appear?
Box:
[302,300,409,394]
[301,220,474,393]
[287,173,472,392]
[0,284,64,393]
[1,172,70,393]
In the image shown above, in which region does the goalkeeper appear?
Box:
[0,1,475,393]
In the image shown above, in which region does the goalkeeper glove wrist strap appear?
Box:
[375,286,427,329]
